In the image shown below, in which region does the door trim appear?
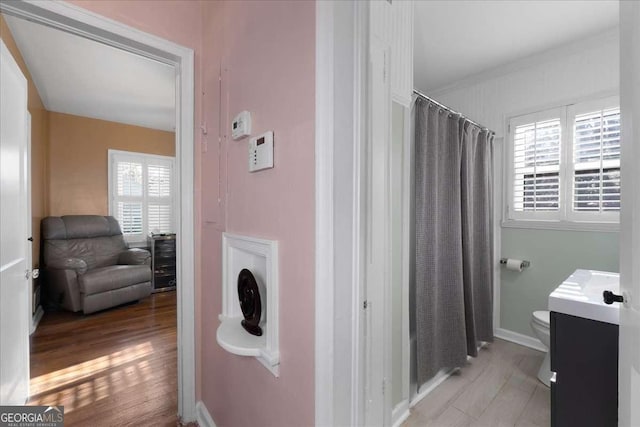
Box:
[0,1,197,421]
[315,1,368,424]
[618,2,640,426]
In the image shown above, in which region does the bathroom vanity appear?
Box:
[548,269,620,427]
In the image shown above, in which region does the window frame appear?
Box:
[108,149,176,244]
[504,95,620,231]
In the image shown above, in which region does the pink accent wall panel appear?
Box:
[68,1,315,425]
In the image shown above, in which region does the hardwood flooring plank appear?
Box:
[28,292,177,427]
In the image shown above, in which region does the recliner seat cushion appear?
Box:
[79,265,151,296]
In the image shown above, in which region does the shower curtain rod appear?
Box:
[413,89,493,133]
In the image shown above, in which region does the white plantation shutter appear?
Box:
[510,109,563,220]
[148,204,172,233]
[147,162,173,234]
[117,162,143,197]
[117,202,143,234]
[507,96,620,227]
[513,119,561,211]
[571,106,621,217]
[109,151,175,242]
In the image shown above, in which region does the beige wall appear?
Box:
[1,15,49,276]
[48,112,175,216]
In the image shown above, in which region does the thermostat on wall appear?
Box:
[232,110,252,140]
[249,131,274,172]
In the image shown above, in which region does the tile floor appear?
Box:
[403,338,550,427]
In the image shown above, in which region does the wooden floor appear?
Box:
[28,292,178,427]
[403,338,550,427]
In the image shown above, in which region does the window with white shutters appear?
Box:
[109,150,175,243]
[512,117,562,215]
[570,105,620,220]
[506,96,620,228]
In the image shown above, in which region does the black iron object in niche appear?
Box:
[237,268,263,336]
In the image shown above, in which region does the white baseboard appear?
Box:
[410,367,457,408]
[30,305,44,335]
[391,399,410,427]
[196,401,216,427]
[495,327,546,353]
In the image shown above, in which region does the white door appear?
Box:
[619,1,640,426]
[0,39,31,405]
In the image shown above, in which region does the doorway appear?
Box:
[0,0,196,422]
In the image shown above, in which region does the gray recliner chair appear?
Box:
[42,215,152,314]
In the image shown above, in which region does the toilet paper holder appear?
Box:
[500,258,530,269]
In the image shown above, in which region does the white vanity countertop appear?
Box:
[548,269,620,325]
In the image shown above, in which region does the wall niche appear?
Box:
[217,233,279,376]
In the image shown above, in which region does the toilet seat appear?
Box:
[532,310,550,327]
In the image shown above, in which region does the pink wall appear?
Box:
[200,1,315,426]
[69,1,316,426]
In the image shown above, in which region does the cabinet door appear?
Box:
[551,312,618,427]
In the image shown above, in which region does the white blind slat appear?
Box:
[572,107,621,213]
[117,202,143,234]
[148,203,172,234]
[513,118,561,212]
[148,164,172,198]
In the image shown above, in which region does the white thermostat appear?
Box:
[249,131,274,172]
[232,110,252,140]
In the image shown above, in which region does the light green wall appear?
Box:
[391,102,404,407]
[501,228,619,337]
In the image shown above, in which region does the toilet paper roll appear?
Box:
[505,258,524,272]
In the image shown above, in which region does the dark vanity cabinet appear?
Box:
[550,312,619,427]
[148,233,177,292]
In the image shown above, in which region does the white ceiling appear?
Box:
[5,15,175,132]
[414,0,619,93]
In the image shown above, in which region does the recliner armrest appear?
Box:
[118,248,151,265]
[47,258,88,275]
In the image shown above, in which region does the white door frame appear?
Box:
[315,1,369,425]
[0,1,197,422]
[618,1,640,426]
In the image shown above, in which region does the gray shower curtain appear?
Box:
[414,97,494,386]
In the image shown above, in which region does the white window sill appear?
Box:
[501,219,619,233]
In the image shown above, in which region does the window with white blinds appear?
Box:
[507,96,620,227]
[109,150,175,242]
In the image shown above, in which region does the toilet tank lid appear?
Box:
[533,310,550,325]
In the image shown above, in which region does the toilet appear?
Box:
[530,310,551,387]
